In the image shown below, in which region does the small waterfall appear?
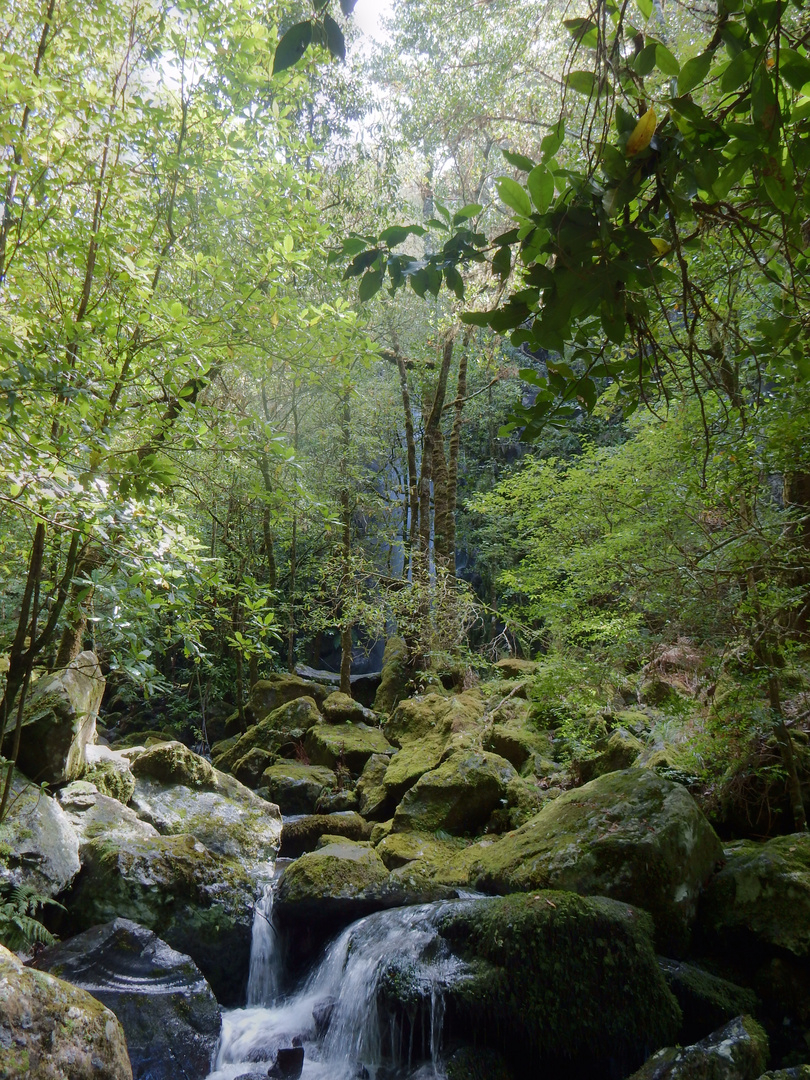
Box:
[208,899,479,1080]
[246,882,282,1007]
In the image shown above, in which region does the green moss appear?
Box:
[83,760,135,804]
[130,741,216,788]
[304,721,393,773]
[445,1047,514,1080]
[374,636,410,714]
[275,843,388,912]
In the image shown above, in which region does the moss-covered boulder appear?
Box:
[279,811,372,858]
[699,834,810,958]
[304,721,393,773]
[757,1070,810,1079]
[13,651,105,785]
[262,762,337,815]
[57,781,160,855]
[467,768,723,951]
[248,674,327,720]
[445,1046,514,1080]
[62,830,254,1005]
[322,691,375,724]
[82,757,136,804]
[373,636,410,714]
[0,943,132,1080]
[658,958,759,1045]
[231,746,276,788]
[392,749,518,836]
[626,1016,769,1080]
[356,753,394,819]
[128,741,282,881]
[314,787,358,813]
[483,721,554,775]
[493,657,539,679]
[376,830,468,872]
[0,772,80,898]
[576,727,645,784]
[437,892,681,1077]
[214,697,322,774]
[275,841,389,917]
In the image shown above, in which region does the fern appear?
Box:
[0,883,64,952]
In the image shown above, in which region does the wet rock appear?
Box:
[280,811,372,857]
[658,958,759,1044]
[626,1015,769,1080]
[14,651,105,784]
[0,942,132,1080]
[268,1045,304,1078]
[392,749,518,836]
[467,768,723,951]
[322,691,375,725]
[0,771,80,898]
[312,996,337,1036]
[262,762,337,815]
[34,918,221,1080]
[437,892,681,1077]
[304,721,393,774]
[373,636,410,714]
[699,834,810,958]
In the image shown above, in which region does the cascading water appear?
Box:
[245,882,283,1007]
[207,899,479,1080]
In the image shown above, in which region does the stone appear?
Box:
[658,959,759,1045]
[279,811,372,858]
[57,782,160,854]
[215,698,323,774]
[231,747,276,789]
[14,651,105,785]
[483,722,553,773]
[0,772,80,898]
[304,721,393,774]
[576,727,645,783]
[392,749,518,836]
[275,842,390,922]
[626,1016,769,1080]
[356,753,393,820]
[314,788,358,813]
[322,691,375,724]
[373,636,410,714]
[82,757,136,804]
[0,942,132,1080]
[699,834,810,959]
[261,762,337,815]
[248,675,327,720]
[445,1046,514,1080]
[62,830,255,1005]
[493,657,539,678]
[267,1046,305,1078]
[34,918,221,1080]
[436,892,681,1077]
[757,1071,810,1079]
[376,830,468,872]
[466,768,723,951]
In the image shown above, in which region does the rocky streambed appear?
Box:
[1,648,809,1079]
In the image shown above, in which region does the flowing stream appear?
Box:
[207,897,478,1080]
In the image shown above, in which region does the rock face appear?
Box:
[0,772,80,898]
[435,892,681,1077]
[627,1016,769,1080]
[392,749,518,836]
[699,834,810,958]
[0,942,132,1080]
[57,781,160,854]
[35,919,221,1080]
[15,651,105,784]
[467,768,723,950]
[261,762,337,815]
[373,636,410,714]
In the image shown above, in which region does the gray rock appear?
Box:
[35,918,221,1080]
[262,762,337,815]
[626,1015,769,1079]
[0,772,80,897]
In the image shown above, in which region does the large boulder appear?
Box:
[279,811,372,858]
[62,830,254,1005]
[57,781,160,853]
[0,772,80,898]
[0,942,132,1080]
[576,727,645,784]
[699,834,810,958]
[466,768,723,951]
[658,959,759,1045]
[492,657,539,679]
[373,636,410,714]
[434,892,681,1077]
[304,721,393,773]
[35,919,221,1080]
[392,749,518,836]
[214,697,323,774]
[129,741,282,880]
[356,753,393,820]
[248,675,327,720]
[261,762,337,815]
[14,651,104,784]
[322,691,375,725]
[275,841,389,922]
[626,1016,769,1080]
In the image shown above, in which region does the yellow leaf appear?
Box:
[650,236,671,255]
[626,107,656,157]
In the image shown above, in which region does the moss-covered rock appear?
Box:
[248,674,327,720]
[57,782,160,855]
[376,830,468,871]
[438,892,681,1077]
[14,651,105,785]
[392,749,518,836]
[658,958,759,1044]
[757,1070,810,1079]
[699,834,810,958]
[373,636,411,714]
[275,842,389,920]
[130,740,216,787]
[210,735,239,763]
[575,727,645,784]
[0,772,80,898]
[493,657,539,679]
[486,774,548,832]
[231,746,276,788]
[304,721,393,773]
[279,811,373,857]
[262,762,337,815]
[83,758,136,804]
[355,753,393,820]
[322,691,375,724]
[467,768,723,951]
[445,1046,514,1080]
[370,818,394,845]
[626,1015,769,1080]
[0,943,132,1080]
[314,787,358,813]
[211,697,323,775]
[483,721,553,773]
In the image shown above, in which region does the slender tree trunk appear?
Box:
[287,515,297,673]
[783,470,810,634]
[339,392,353,696]
[433,435,451,567]
[445,327,472,574]
[418,332,456,559]
[396,353,419,567]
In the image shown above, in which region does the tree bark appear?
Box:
[445,327,472,574]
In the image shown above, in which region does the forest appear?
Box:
[0,0,809,1078]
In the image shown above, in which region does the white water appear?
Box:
[207,899,478,1080]
[245,883,282,1007]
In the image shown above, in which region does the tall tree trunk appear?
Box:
[433,435,451,567]
[445,327,472,575]
[418,332,456,559]
[396,352,419,568]
[783,470,810,634]
[339,393,353,696]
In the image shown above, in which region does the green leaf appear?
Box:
[655,44,680,76]
[678,51,712,94]
[492,245,512,280]
[452,204,483,226]
[343,248,380,278]
[720,48,756,93]
[780,49,810,92]
[636,0,653,21]
[323,14,345,61]
[358,269,383,301]
[501,148,536,172]
[564,18,598,48]
[527,164,555,213]
[273,21,313,74]
[541,121,565,162]
[444,264,464,299]
[496,176,532,217]
[380,224,425,246]
[634,44,658,76]
[567,69,596,96]
[460,311,493,327]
